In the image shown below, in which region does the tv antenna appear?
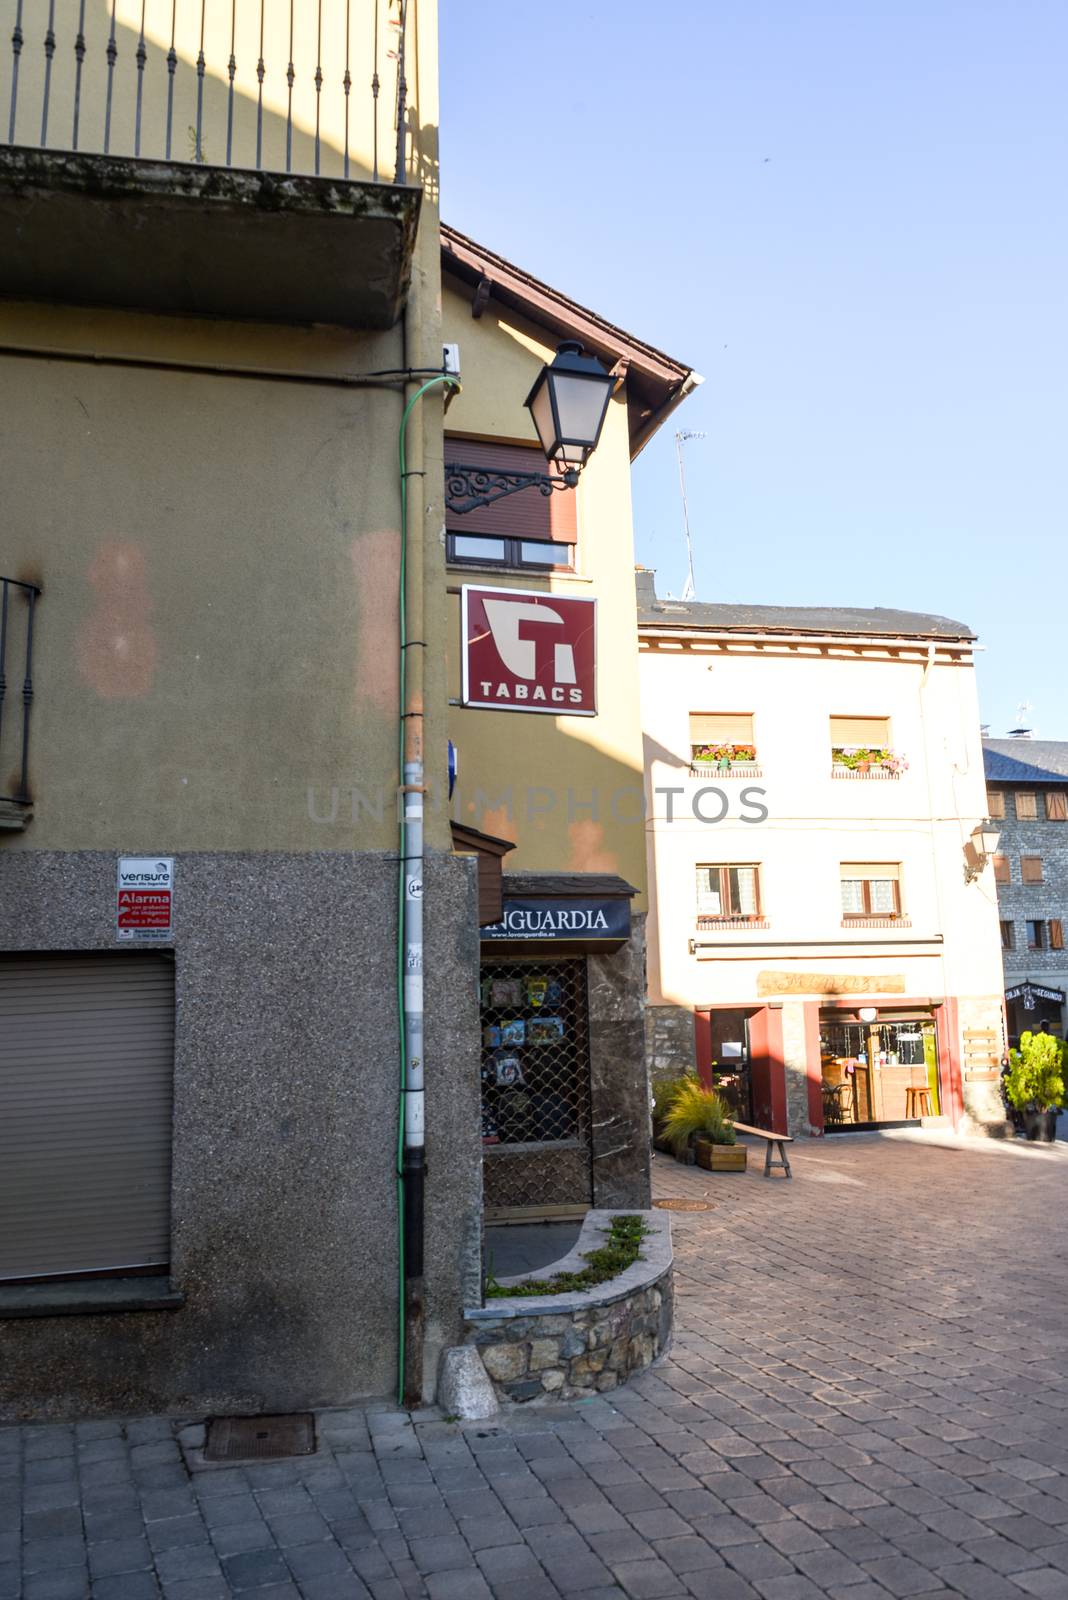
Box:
[674,429,705,602]
[1008,701,1034,738]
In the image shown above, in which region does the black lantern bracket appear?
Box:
[443,461,579,516]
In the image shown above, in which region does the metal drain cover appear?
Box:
[205,1413,316,1462]
[654,1197,712,1212]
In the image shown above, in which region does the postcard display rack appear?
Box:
[478,957,594,1214]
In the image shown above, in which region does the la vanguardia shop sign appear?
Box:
[482,897,630,942]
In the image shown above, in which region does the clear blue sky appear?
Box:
[441,1,1067,739]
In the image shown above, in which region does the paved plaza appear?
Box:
[3,1130,1068,1600]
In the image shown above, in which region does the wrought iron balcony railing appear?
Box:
[0,576,40,821]
[5,1,409,183]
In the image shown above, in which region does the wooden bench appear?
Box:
[732,1122,794,1178]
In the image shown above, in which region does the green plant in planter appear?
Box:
[1003,1031,1067,1112]
[661,1081,736,1155]
[651,1068,697,1128]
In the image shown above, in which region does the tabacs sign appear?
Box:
[482,897,630,943]
[461,585,596,716]
[117,857,174,942]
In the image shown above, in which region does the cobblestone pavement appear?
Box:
[4,1130,1068,1600]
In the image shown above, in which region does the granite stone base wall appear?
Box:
[589,915,651,1208]
[0,848,482,1420]
[464,1209,672,1404]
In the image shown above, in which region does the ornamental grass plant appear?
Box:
[651,1067,697,1128]
[662,1080,736,1155]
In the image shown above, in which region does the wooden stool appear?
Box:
[904,1085,933,1119]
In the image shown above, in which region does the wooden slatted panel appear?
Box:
[444,438,578,542]
[0,954,174,1282]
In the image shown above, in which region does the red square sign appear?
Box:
[461,586,597,716]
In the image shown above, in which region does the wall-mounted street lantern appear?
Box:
[444,342,615,515]
[965,819,1001,883]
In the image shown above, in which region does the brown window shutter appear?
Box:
[1021,856,1044,884]
[992,854,1010,883]
[986,789,1005,819]
[0,954,174,1282]
[1046,790,1068,821]
[1015,792,1038,820]
[1050,919,1065,951]
[444,438,577,543]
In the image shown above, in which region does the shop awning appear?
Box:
[450,823,516,927]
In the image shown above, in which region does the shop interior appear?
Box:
[821,1008,941,1127]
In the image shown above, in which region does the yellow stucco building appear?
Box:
[440,229,697,1225]
[0,5,697,1416]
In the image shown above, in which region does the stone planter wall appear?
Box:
[463,1209,672,1404]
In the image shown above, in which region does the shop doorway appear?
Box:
[479,957,593,1221]
[821,1011,941,1128]
[705,1008,755,1123]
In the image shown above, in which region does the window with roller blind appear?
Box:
[689,713,757,769]
[840,863,903,919]
[830,715,890,750]
[0,953,175,1285]
[444,437,577,571]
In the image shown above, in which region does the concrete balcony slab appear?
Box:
[0,146,421,330]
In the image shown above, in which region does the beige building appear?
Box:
[441,231,698,1223]
[639,573,1008,1138]
[0,0,481,1416]
[0,4,698,1418]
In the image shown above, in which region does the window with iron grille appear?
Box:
[479,958,593,1216]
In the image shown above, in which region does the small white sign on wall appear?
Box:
[117,858,174,942]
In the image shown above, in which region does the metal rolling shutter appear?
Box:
[0,953,175,1282]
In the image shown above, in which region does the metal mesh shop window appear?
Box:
[479,958,593,1215]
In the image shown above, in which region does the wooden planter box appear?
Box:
[695,1139,747,1172]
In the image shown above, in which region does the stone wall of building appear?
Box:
[780,1001,815,1135]
[589,915,651,1208]
[990,782,1068,1018]
[464,1209,672,1404]
[645,1003,695,1080]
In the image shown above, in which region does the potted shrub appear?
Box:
[662,1081,747,1171]
[650,1068,697,1152]
[1003,1031,1066,1142]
